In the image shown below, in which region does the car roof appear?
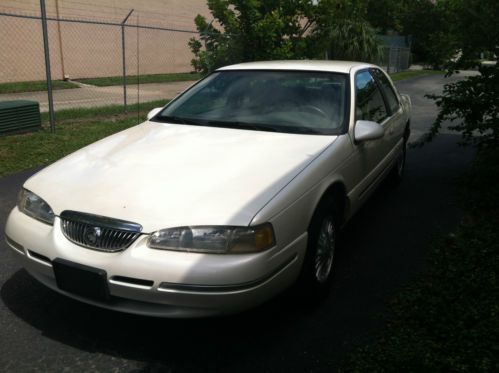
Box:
[217,60,374,74]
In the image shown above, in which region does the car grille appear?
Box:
[60,211,142,252]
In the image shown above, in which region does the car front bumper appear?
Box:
[4,207,306,317]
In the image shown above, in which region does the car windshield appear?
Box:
[153,70,349,135]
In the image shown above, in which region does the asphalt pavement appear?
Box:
[0,73,475,372]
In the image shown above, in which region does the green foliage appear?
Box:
[425,0,499,147]
[398,0,456,68]
[425,64,499,147]
[364,0,457,68]
[311,0,385,63]
[75,73,201,87]
[305,0,380,62]
[0,80,78,94]
[188,0,315,74]
[323,19,382,62]
[188,0,384,73]
[341,147,499,372]
[365,0,404,34]
[445,0,499,65]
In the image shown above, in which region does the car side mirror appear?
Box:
[354,120,384,142]
[147,107,163,120]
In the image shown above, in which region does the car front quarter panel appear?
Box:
[251,134,355,251]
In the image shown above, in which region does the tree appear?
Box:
[188,0,315,74]
[398,0,456,68]
[188,0,384,74]
[365,0,404,34]
[425,0,499,147]
[364,0,457,68]
[312,0,382,63]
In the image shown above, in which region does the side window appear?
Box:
[372,68,399,114]
[355,70,388,123]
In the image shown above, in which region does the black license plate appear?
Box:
[53,258,110,301]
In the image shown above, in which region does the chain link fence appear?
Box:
[378,46,411,74]
[0,8,412,130]
[0,10,201,124]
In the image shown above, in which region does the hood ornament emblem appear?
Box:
[84,226,101,246]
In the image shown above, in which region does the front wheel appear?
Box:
[297,201,338,298]
[314,216,336,284]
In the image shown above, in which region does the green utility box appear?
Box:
[0,100,41,136]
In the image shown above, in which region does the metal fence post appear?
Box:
[387,47,391,74]
[40,0,55,133]
[121,9,134,113]
[396,47,401,73]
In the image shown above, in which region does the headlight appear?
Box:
[148,223,275,254]
[17,188,55,225]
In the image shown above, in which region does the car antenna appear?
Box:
[136,12,140,125]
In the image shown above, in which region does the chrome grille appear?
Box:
[60,210,142,252]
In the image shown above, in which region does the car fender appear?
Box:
[250,135,354,251]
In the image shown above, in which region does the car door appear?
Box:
[370,68,405,154]
[353,69,391,181]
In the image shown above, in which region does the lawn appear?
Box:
[390,69,445,81]
[0,100,168,178]
[75,72,202,87]
[40,99,167,123]
[341,147,499,371]
[0,73,200,94]
[0,80,79,94]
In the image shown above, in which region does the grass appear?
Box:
[0,80,79,94]
[40,99,168,123]
[75,72,201,87]
[0,72,200,94]
[390,69,445,81]
[0,99,168,178]
[341,147,499,372]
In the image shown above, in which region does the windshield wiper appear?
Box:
[205,120,279,133]
[153,116,320,134]
[152,115,205,126]
[286,126,323,135]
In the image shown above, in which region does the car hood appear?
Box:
[25,121,337,232]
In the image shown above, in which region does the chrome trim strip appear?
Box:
[60,211,142,252]
[60,211,142,233]
[158,254,297,293]
[5,235,25,255]
[26,250,53,267]
[110,276,154,290]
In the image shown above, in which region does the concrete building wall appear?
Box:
[0,0,209,83]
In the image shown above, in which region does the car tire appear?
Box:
[297,198,339,299]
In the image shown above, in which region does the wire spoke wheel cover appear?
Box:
[314,217,336,283]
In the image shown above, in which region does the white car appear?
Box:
[5,61,411,317]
